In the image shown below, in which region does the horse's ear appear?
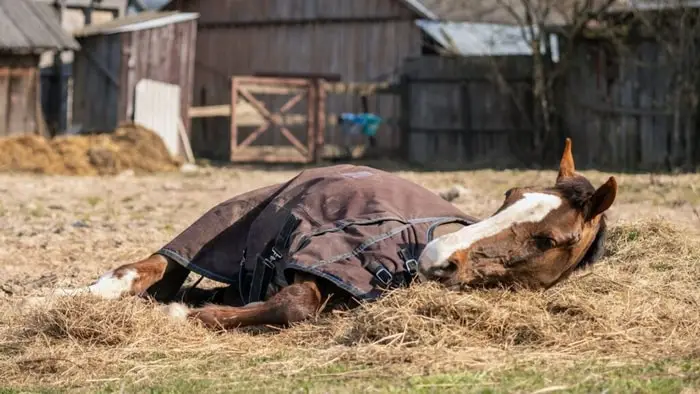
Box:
[557,138,576,182]
[586,176,617,221]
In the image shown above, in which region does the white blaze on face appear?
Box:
[419,192,563,272]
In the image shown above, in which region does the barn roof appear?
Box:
[411,0,700,25]
[0,0,80,53]
[73,10,198,37]
[414,0,631,25]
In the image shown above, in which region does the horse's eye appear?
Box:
[534,236,557,251]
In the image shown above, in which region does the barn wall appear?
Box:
[72,34,122,132]
[73,19,197,142]
[168,0,421,160]
[0,55,43,137]
[169,0,416,22]
[561,38,700,171]
[120,19,198,143]
[401,55,537,170]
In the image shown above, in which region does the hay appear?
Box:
[326,218,700,356]
[0,124,181,176]
[2,218,700,386]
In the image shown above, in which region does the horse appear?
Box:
[23,138,617,331]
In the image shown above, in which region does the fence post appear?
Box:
[315,79,326,163]
[229,77,238,161]
[399,74,411,160]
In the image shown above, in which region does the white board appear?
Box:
[134,79,181,156]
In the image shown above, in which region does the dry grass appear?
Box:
[1,217,700,389]
[0,166,699,391]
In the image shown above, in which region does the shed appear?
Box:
[162,0,450,160]
[71,11,198,156]
[33,0,127,134]
[0,0,79,137]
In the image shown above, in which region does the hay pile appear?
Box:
[2,219,700,386]
[0,124,181,176]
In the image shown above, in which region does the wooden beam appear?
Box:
[178,117,195,163]
[230,77,238,157]
[254,71,342,82]
[189,104,231,118]
[234,76,311,87]
[237,84,305,95]
[199,16,408,29]
[188,105,397,127]
[315,80,326,163]
[323,81,395,95]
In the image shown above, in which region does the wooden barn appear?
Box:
[71,11,198,157]
[35,0,127,133]
[162,0,479,160]
[0,0,79,137]
[559,2,700,172]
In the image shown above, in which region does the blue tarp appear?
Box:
[339,113,383,137]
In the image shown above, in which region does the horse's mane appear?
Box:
[574,215,607,271]
[553,176,609,271]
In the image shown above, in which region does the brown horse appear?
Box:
[25,138,616,330]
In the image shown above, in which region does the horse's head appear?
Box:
[418,138,617,291]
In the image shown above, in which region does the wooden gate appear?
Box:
[229,76,325,163]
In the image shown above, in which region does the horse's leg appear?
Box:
[25,254,188,306]
[164,273,322,330]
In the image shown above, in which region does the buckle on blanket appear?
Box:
[375,267,393,286]
[261,247,283,268]
[404,258,418,275]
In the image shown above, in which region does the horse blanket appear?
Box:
[156,165,478,304]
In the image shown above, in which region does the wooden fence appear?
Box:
[189,76,396,163]
[400,55,536,169]
[401,42,700,172]
[560,39,700,172]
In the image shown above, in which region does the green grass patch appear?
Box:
[4,358,699,394]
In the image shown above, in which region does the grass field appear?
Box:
[1,163,699,393]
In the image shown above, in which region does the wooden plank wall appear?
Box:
[169,0,421,160]
[561,39,700,171]
[0,55,42,137]
[72,18,197,149]
[121,18,197,150]
[402,55,535,169]
[72,34,122,132]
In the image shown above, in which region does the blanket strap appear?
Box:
[247,214,301,304]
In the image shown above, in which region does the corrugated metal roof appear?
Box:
[412,0,700,25]
[73,10,198,37]
[417,20,560,59]
[414,0,611,25]
[0,0,80,52]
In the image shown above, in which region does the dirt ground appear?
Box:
[1,164,700,392]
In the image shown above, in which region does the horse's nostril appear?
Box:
[429,258,458,278]
[444,259,458,274]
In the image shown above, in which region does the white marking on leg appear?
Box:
[53,269,139,300]
[420,192,562,270]
[161,303,190,321]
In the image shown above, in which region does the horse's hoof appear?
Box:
[161,302,189,321]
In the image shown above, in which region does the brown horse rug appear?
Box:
[157,164,478,305]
